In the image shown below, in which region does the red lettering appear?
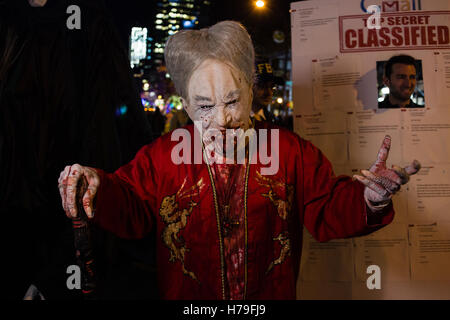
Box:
[358,29,367,47]
[379,27,391,46]
[428,26,437,45]
[392,27,403,46]
[345,29,357,48]
[404,27,410,45]
[420,26,427,45]
[437,26,449,45]
[402,16,409,25]
[409,16,417,25]
[367,29,379,47]
[387,17,395,26]
[362,18,368,28]
[411,26,420,45]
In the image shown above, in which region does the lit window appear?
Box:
[130,27,147,68]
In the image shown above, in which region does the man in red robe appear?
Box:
[58,21,420,300]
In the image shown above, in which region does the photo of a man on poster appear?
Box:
[377,54,425,109]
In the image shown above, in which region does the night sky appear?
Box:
[107,0,298,57]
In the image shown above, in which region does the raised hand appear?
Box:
[353,135,421,209]
[58,164,100,219]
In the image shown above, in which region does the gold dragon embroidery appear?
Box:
[159,178,205,282]
[255,171,294,220]
[266,231,291,274]
[255,171,294,273]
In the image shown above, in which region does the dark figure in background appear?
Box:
[0,0,155,299]
[169,108,190,132]
[252,62,276,123]
[146,107,166,141]
[379,54,422,109]
[252,61,292,130]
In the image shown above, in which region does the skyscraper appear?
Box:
[129,1,212,112]
[150,0,212,66]
[130,1,212,89]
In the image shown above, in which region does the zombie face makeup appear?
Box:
[181,59,254,161]
[183,59,253,133]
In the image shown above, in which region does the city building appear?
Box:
[129,0,212,112]
[151,0,212,66]
[129,0,212,74]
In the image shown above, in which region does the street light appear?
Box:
[252,0,291,109]
[255,0,265,8]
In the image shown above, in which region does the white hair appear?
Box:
[164,21,255,99]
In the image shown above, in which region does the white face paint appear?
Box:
[183,59,253,135]
[170,59,280,171]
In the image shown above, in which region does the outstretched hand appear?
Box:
[353,135,421,208]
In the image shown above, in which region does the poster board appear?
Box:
[291,0,450,299]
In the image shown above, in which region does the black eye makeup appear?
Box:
[226,99,238,105]
[200,104,215,110]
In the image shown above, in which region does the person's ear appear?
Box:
[181,97,194,118]
[181,97,189,110]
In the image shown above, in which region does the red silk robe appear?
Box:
[92,121,394,299]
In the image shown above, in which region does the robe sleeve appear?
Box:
[298,137,395,242]
[92,143,159,239]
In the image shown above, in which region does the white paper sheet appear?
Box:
[402,108,450,165]
[296,111,348,165]
[348,109,403,165]
[291,0,339,57]
[311,55,362,111]
[354,223,410,282]
[409,222,450,281]
[300,230,353,282]
[406,164,450,223]
[433,51,450,108]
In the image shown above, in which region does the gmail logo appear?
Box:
[382,1,399,12]
[360,0,422,13]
